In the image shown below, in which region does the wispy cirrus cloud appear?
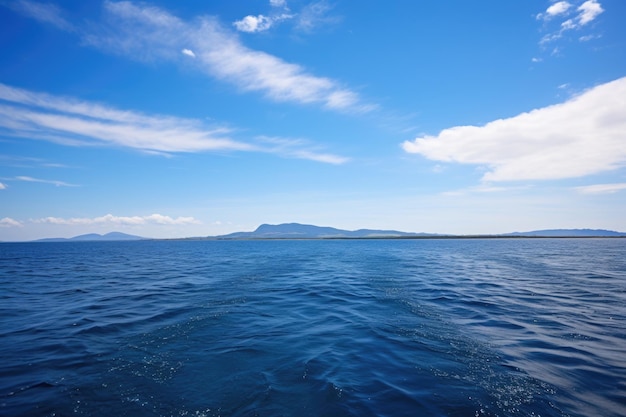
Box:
[402,77,626,182]
[0,82,246,153]
[13,175,77,187]
[8,0,367,112]
[0,83,348,163]
[256,136,349,164]
[97,1,362,110]
[4,0,74,31]
[0,83,347,163]
[232,0,338,34]
[575,183,626,194]
[296,0,340,32]
[34,213,201,226]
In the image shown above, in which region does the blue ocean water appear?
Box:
[1,239,625,417]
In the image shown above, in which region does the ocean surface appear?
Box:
[1,238,625,417]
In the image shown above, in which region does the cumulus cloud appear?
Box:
[402,77,626,182]
[539,0,604,45]
[0,217,23,227]
[182,48,196,58]
[77,1,362,111]
[575,183,626,194]
[577,0,604,25]
[540,1,572,19]
[233,15,273,33]
[34,213,201,226]
[232,0,294,33]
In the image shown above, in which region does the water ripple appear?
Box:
[1,239,625,416]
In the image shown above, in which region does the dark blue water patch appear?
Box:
[1,239,625,416]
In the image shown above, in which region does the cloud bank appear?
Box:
[34,213,201,226]
[575,183,626,194]
[402,77,626,182]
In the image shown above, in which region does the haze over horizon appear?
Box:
[1,0,625,241]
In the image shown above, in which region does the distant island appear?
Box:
[34,232,145,242]
[217,223,438,239]
[504,229,626,237]
[213,223,626,239]
[25,224,626,242]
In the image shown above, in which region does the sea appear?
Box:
[1,238,625,417]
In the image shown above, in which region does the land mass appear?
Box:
[504,229,626,237]
[23,224,626,242]
[34,232,145,242]
[214,223,626,239]
[217,223,438,239]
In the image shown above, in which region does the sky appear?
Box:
[1,0,625,240]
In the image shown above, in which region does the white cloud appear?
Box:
[538,0,604,45]
[270,0,287,8]
[441,184,528,197]
[182,48,196,58]
[0,217,23,228]
[239,12,294,33]
[255,136,349,164]
[577,0,604,25]
[402,77,626,182]
[296,0,339,32]
[13,175,77,187]
[0,182,6,189]
[233,15,273,33]
[0,82,248,153]
[546,1,572,18]
[6,0,74,31]
[575,183,626,194]
[34,213,201,226]
[0,83,348,164]
[579,34,601,41]
[80,1,362,111]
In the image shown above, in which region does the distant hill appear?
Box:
[34,232,145,242]
[504,229,626,237]
[216,224,626,239]
[217,223,436,239]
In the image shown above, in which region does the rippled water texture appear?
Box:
[1,239,625,416]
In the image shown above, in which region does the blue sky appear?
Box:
[1,0,625,240]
